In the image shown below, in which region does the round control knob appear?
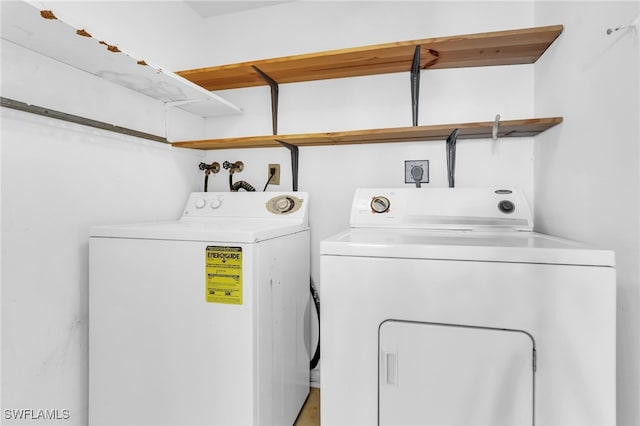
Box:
[370,196,391,214]
[195,198,206,209]
[275,197,294,213]
[498,200,515,214]
[266,195,302,215]
[210,198,222,209]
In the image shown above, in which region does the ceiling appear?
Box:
[184,1,295,18]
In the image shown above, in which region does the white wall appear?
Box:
[534,2,640,425]
[1,3,207,423]
[1,109,204,425]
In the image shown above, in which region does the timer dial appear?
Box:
[275,197,294,213]
[266,195,303,215]
[370,196,391,214]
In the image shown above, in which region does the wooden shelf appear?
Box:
[171,117,563,150]
[176,25,563,91]
[172,25,564,151]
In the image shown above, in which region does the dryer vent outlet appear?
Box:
[405,160,429,185]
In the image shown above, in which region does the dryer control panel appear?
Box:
[351,188,532,231]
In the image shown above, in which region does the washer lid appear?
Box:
[320,228,615,267]
[90,217,308,243]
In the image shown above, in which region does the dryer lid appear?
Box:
[320,227,615,267]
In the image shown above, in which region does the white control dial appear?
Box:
[210,198,222,209]
[195,198,206,209]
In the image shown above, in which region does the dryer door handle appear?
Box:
[383,351,398,386]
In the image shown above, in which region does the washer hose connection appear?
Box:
[231,180,256,192]
[199,162,220,192]
[223,161,256,192]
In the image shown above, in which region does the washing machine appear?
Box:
[320,188,616,426]
[89,192,310,426]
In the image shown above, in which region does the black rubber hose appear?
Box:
[204,173,209,192]
[310,278,320,370]
[231,180,256,192]
[263,172,275,192]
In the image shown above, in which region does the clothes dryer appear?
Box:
[89,192,310,425]
[320,188,615,425]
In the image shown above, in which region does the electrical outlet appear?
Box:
[405,160,429,184]
[268,163,280,185]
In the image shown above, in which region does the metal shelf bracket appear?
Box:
[252,65,279,135]
[411,46,421,126]
[275,139,299,192]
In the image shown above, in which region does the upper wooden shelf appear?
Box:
[176,25,563,91]
[171,117,563,150]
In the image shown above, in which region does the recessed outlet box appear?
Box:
[405,160,429,184]
[268,163,280,185]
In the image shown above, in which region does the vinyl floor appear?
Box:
[294,387,320,425]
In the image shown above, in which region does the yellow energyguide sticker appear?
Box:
[205,246,242,304]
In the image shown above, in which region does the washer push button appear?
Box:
[498,200,516,214]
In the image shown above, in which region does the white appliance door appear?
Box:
[379,320,535,425]
[89,237,255,426]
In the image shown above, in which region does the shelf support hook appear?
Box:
[411,45,421,126]
[252,65,279,135]
[276,139,299,192]
[492,114,501,141]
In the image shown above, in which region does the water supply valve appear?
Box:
[222,161,255,192]
[199,162,220,175]
[223,161,244,174]
[199,162,220,192]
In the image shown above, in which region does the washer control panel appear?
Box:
[193,195,224,210]
[182,192,309,222]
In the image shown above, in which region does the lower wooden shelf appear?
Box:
[171,117,562,150]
